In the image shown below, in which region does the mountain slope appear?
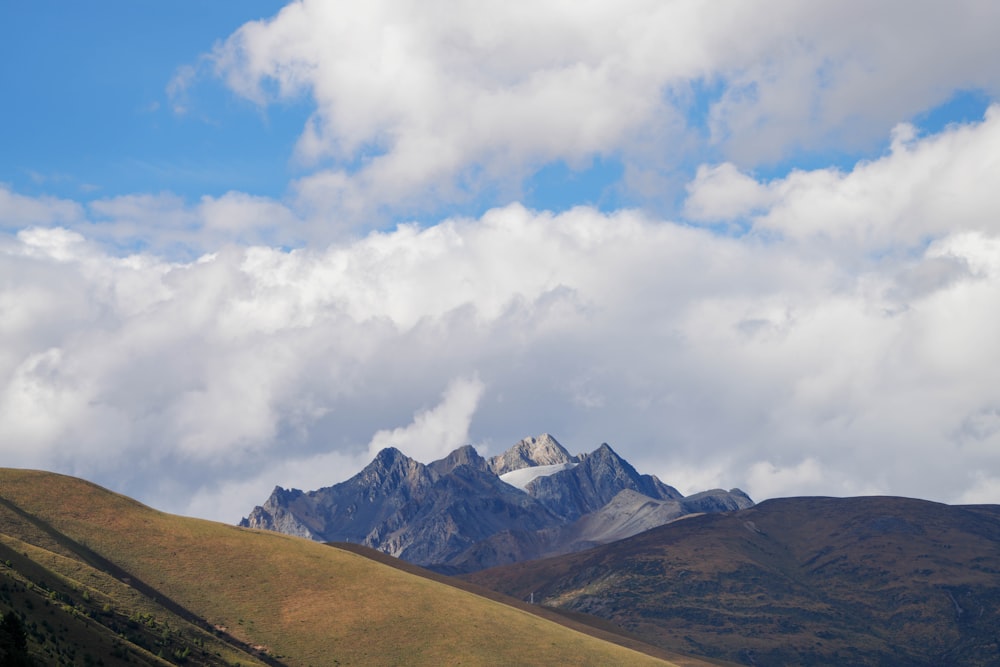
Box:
[466,496,1000,666]
[0,468,681,666]
[441,488,754,574]
[524,443,683,521]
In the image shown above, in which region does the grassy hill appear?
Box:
[0,468,692,666]
[466,496,1000,666]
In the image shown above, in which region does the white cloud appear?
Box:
[746,458,829,499]
[183,448,367,524]
[15,227,89,262]
[198,192,302,245]
[367,375,486,463]
[684,105,1000,257]
[0,348,81,451]
[648,458,734,497]
[683,163,775,222]
[194,0,1000,221]
[956,473,1000,505]
[27,192,305,255]
[1,186,84,228]
[3,106,1000,520]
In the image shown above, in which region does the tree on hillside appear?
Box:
[0,610,34,666]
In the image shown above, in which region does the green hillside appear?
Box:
[0,468,681,666]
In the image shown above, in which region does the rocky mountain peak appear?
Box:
[267,485,303,504]
[488,433,576,476]
[574,442,640,484]
[372,446,408,466]
[350,447,433,507]
[582,442,622,461]
[364,446,420,477]
[428,444,487,477]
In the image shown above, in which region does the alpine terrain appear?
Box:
[241,434,754,572]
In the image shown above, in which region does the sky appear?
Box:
[3,1,1000,523]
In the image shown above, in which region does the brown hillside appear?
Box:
[466,496,1000,666]
[0,468,682,666]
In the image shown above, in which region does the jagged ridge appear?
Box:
[241,434,753,572]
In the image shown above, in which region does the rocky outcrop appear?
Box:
[487,434,576,476]
[241,435,753,573]
[427,444,489,477]
[242,488,320,540]
[679,488,755,514]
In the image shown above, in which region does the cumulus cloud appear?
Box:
[191,0,1000,221]
[3,108,1000,520]
[367,375,486,463]
[686,106,1000,256]
[683,163,775,223]
[0,186,84,229]
[10,191,305,256]
[5,2,1000,522]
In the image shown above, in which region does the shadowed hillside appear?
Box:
[466,496,1000,666]
[0,468,686,666]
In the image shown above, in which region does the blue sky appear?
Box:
[5,3,991,222]
[1,2,296,200]
[3,1,1000,522]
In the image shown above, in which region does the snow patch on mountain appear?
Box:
[500,462,577,491]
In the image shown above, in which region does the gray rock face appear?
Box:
[240,446,436,545]
[427,444,489,477]
[523,443,683,522]
[242,489,319,540]
[487,434,576,476]
[388,464,561,564]
[240,435,753,573]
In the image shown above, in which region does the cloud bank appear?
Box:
[199,0,1000,220]
[4,1,1000,521]
[5,105,1000,518]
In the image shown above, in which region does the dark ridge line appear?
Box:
[0,495,288,667]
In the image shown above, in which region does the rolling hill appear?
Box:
[466,496,1000,666]
[0,467,704,666]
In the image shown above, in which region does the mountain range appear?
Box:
[240,434,754,572]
